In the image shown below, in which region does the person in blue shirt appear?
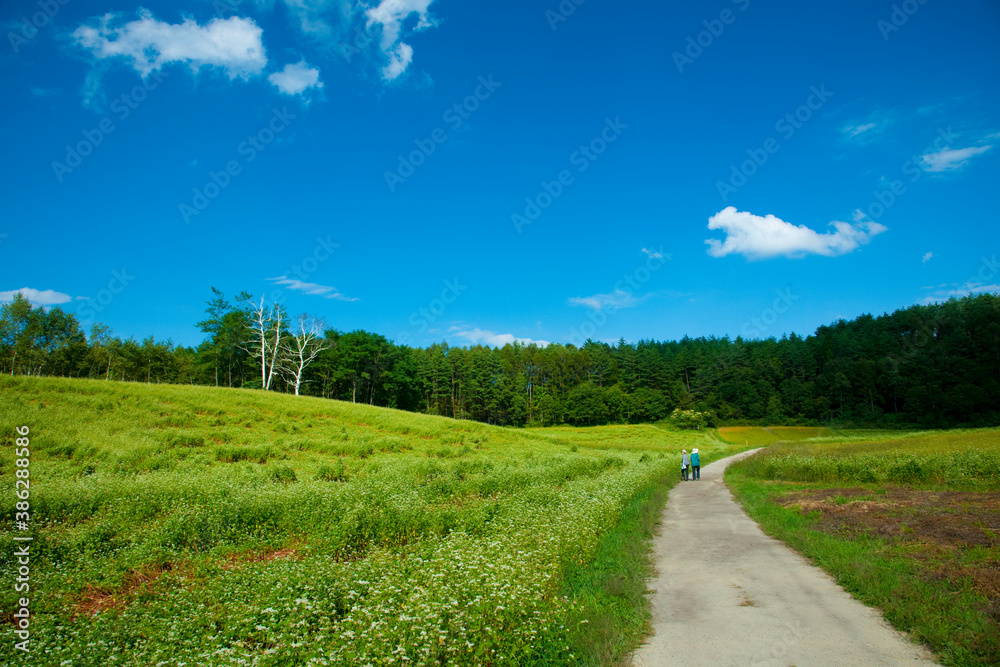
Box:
[690,448,701,480]
[681,449,690,481]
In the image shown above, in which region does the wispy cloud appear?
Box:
[1,287,78,306]
[921,281,1000,304]
[365,0,436,81]
[280,0,341,39]
[842,122,876,138]
[641,247,670,260]
[448,326,549,348]
[568,289,649,311]
[922,251,933,263]
[268,60,323,95]
[839,108,892,144]
[705,207,887,260]
[268,276,358,301]
[920,145,992,172]
[73,10,266,79]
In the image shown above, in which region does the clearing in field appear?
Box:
[727,428,1000,666]
[0,376,748,666]
[715,425,835,446]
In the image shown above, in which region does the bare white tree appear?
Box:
[280,314,330,396]
[243,294,286,391]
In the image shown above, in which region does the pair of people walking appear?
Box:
[681,448,700,481]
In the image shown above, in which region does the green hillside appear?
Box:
[0,376,739,666]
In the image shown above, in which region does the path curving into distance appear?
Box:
[631,449,939,667]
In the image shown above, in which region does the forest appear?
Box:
[2,289,998,429]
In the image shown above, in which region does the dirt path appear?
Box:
[630,450,939,666]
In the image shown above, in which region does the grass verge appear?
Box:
[562,470,678,666]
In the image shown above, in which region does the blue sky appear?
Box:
[2,0,999,349]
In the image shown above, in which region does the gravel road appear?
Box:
[630,449,939,667]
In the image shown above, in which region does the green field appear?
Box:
[0,376,744,666]
[727,429,1000,666]
[733,428,1000,489]
[715,425,837,446]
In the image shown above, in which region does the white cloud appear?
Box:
[842,122,876,138]
[268,61,323,95]
[381,43,414,81]
[1,288,76,306]
[922,252,933,263]
[449,327,549,348]
[73,10,266,79]
[641,247,669,260]
[280,0,339,38]
[365,0,435,81]
[921,145,992,172]
[921,281,1000,304]
[568,289,648,311]
[268,277,358,301]
[705,207,887,260]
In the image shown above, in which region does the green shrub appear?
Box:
[316,462,348,482]
[269,465,298,484]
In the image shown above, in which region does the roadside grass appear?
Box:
[561,469,678,665]
[539,426,754,665]
[727,429,1000,666]
[0,375,729,665]
[522,424,753,664]
[716,425,836,447]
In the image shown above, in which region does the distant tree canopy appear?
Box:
[2,290,999,429]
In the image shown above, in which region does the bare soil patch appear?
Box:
[73,562,178,618]
[221,546,300,570]
[780,486,1000,615]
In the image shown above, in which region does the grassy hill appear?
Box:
[0,376,742,666]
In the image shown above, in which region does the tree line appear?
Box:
[2,288,998,429]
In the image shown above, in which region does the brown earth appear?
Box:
[779,487,1000,619]
[73,562,178,618]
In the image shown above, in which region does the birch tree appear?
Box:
[243,294,286,391]
[280,314,330,396]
